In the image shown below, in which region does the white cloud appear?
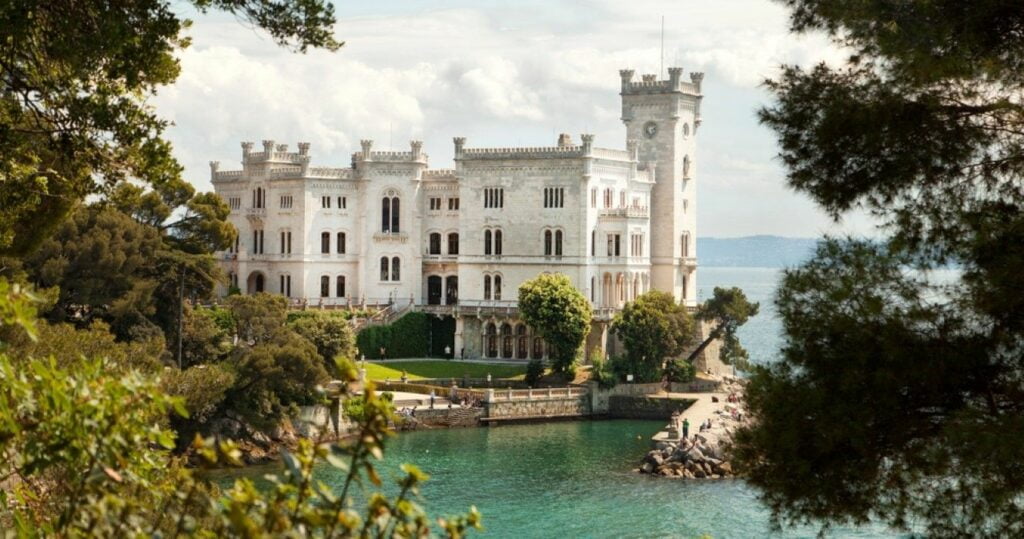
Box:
[154,0,870,237]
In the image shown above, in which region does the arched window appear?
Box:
[681,233,690,257]
[555,230,563,256]
[336,276,345,297]
[591,230,596,256]
[501,323,513,358]
[448,233,459,255]
[429,233,441,255]
[516,325,528,359]
[391,257,400,281]
[337,232,346,254]
[544,230,552,256]
[484,275,491,300]
[494,275,502,301]
[392,197,401,232]
[381,197,391,233]
[320,275,330,297]
[494,229,503,255]
[486,323,498,358]
[531,337,544,359]
[380,257,389,281]
[321,232,330,254]
[590,276,595,302]
[484,230,492,255]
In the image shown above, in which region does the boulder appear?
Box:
[693,468,706,478]
[640,461,654,474]
[716,461,733,475]
[645,451,665,467]
[685,446,705,461]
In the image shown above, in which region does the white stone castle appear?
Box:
[212,67,702,360]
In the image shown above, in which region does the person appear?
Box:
[445,345,451,359]
[400,370,408,383]
[682,418,690,440]
[411,406,417,417]
[379,346,386,360]
[429,390,435,409]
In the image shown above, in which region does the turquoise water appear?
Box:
[220,268,902,538]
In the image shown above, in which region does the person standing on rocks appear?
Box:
[682,418,690,440]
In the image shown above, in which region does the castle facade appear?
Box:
[212,67,703,360]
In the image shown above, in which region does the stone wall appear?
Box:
[296,399,352,439]
[484,394,589,421]
[588,381,664,414]
[408,407,484,428]
[608,395,695,420]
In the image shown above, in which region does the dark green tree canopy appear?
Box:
[517,273,592,374]
[613,290,694,383]
[0,0,339,256]
[686,286,758,368]
[736,1,1024,536]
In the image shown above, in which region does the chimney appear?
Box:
[557,133,574,148]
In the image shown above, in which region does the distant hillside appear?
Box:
[697,236,818,268]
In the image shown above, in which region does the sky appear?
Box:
[155,0,876,238]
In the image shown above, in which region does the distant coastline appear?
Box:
[697,235,817,268]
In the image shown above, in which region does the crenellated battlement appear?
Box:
[423,169,457,179]
[352,139,428,164]
[619,67,703,96]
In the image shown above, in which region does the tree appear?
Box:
[733,2,1024,536]
[0,0,340,257]
[685,287,759,369]
[289,311,357,372]
[613,291,695,383]
[226,292,288,346]
[525,358,545,387]
[0,281,480,536]
[228,330,330,428]
[517,273,592,374]
[179,305,231,367]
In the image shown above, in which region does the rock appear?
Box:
[685,446,705,461]
[640,462,654,474]
[710,474,720,479]
[655,441,671,451]
[693,468,706,478]
[656,465,670,475]
[705,457,723,467]
[717,461,733,475]
[644,450,665,467]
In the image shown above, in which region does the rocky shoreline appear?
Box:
[637,377,747,479]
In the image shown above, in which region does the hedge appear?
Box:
[356,312,430,359]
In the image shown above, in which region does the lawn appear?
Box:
[362,360,527,381]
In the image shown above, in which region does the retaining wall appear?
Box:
[607,395,696,420]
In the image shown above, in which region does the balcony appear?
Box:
[373,231,409,244]
[680,256,698,268]
[599,206,649,219]
[423,253,459,263]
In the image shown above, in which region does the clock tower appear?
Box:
[619,67,703,304]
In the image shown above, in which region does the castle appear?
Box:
[212,67,703,360]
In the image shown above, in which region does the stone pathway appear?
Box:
[651,390,737,444]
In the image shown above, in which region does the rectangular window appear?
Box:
[590,188,597,208]
[448,197,460,210]
[279,195,293,209]
[543,187,565,209]
[321,233,330,254]
[336,276,345,298]
[337,232,346,254]
[281,231,286,254]
[228,197,241,210]
[607,234,621,257]
[321,196,331,209]
[286,232,292,254]
[484,188,504,209]
[338,196,346,209]
[429,197,442,211]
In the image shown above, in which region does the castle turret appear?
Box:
[619,66,702,304]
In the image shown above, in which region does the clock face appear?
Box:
[643,121,658,138]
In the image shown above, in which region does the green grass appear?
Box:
[362,360,527,381]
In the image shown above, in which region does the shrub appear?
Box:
[355,312,429,359]
[289,310,356,369]
[525,358,545,387]
[664,357,696,383]
[590,355,617,389]
[161,363,236,428]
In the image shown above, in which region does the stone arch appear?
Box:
[246,271,266,294]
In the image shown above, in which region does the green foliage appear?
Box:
[613,291,695,382]
[524,358,545,387]
[517,273,592,374]
[355,312,430,359]
[161,362,236,427]
[289,310,356,369]
[226,292,288,346]
[664,358,696,384]
[0,287,479,536]
[1,319,165,373]
[687,287,759,367]
[180,305,231,367]
[0,0,339,256]
[228,330,330,429]
[589,355,617,389]
[735,2,1024,536]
